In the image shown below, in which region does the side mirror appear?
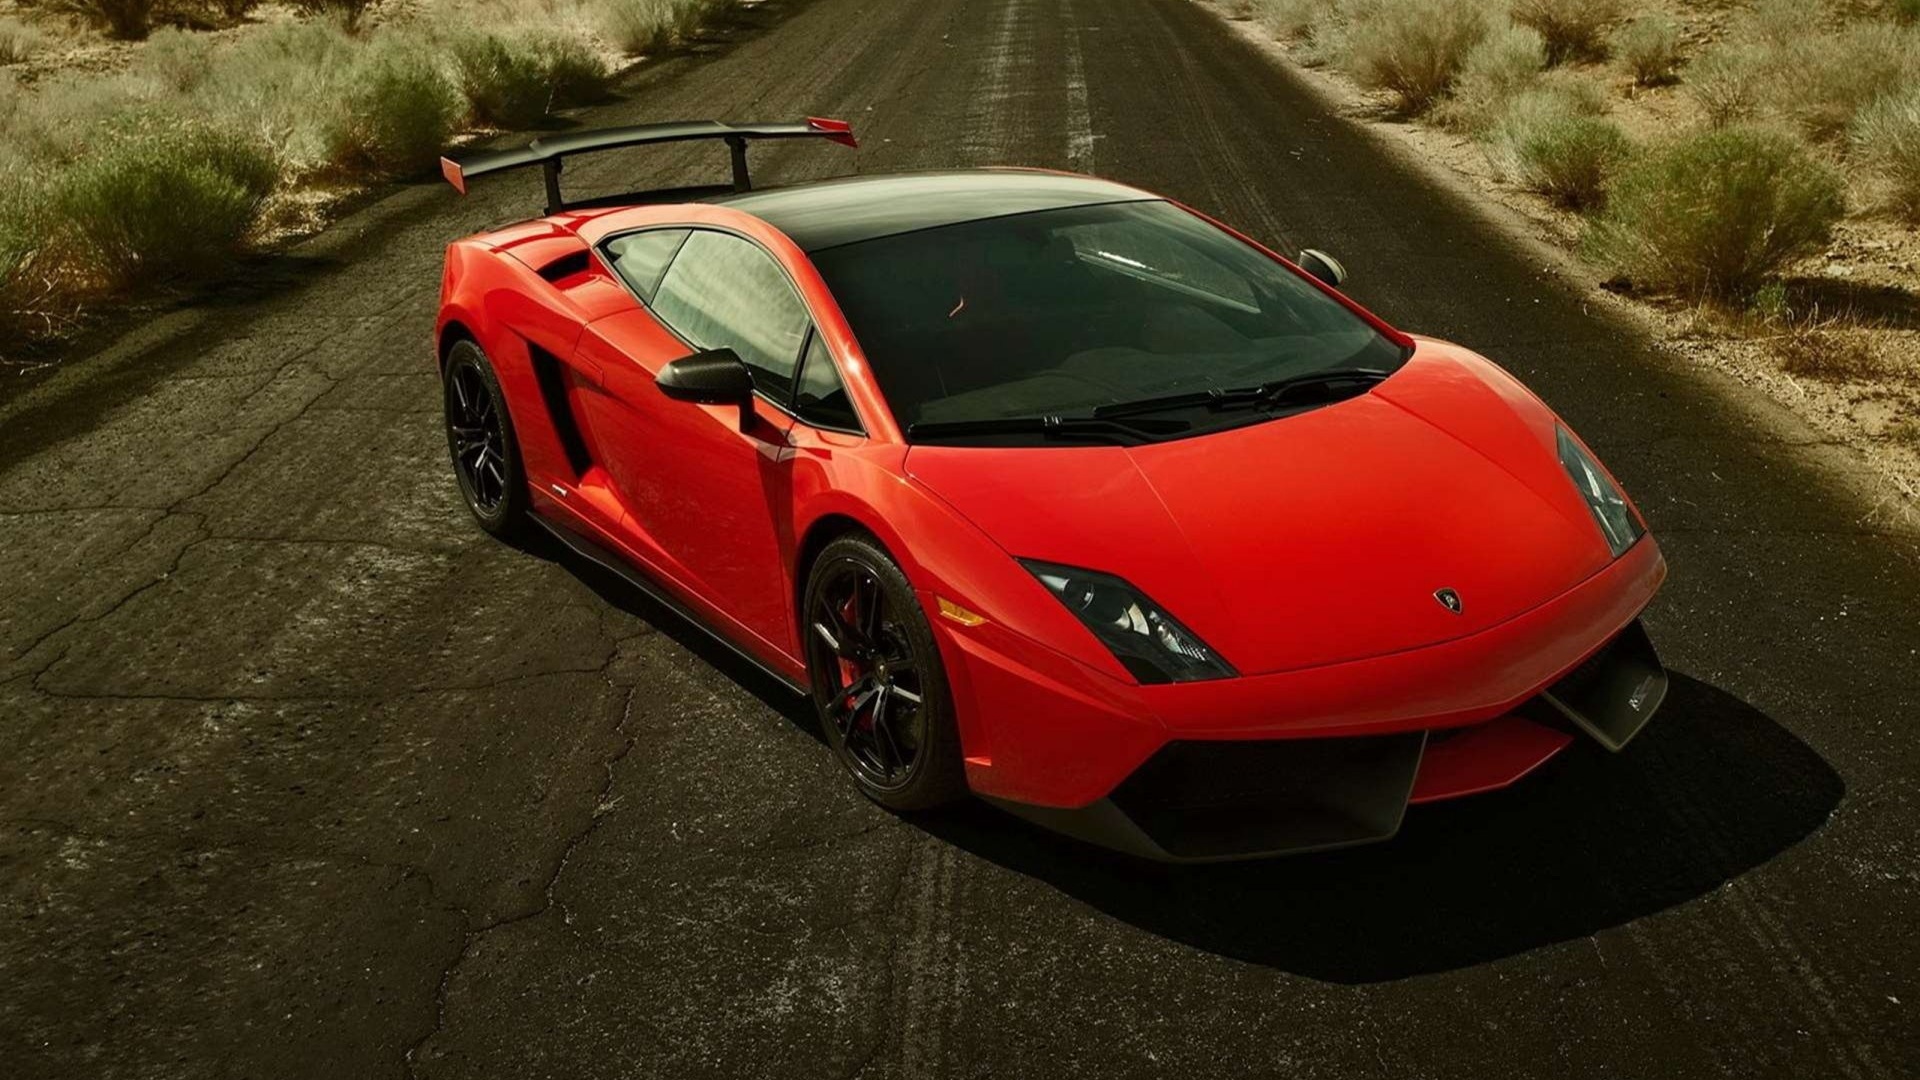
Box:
[656,348,756,428]
[1297,248,1347,288]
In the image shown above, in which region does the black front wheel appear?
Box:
[803,535,966,811]
[442,339,529,538]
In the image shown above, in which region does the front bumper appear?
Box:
[944,538,1667,862]
[982,618,1666,862]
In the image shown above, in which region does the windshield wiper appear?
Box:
[906,414,1189,444]
[1091,367,1391,420]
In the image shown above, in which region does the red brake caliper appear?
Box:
[836,592,869,729]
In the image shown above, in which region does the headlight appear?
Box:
[1557,425,1644,557]
[1020,560,1236,684]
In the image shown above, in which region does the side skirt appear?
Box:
[531,513,808,697]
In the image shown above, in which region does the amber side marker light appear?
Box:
[937,598,987,626]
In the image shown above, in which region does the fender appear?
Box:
[787,445,1139,688]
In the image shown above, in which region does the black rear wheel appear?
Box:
[804,535,966,810]
[443,340,528,538]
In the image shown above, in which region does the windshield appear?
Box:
[809,199,1407,443]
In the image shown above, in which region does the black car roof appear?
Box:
[709,170,1158,252]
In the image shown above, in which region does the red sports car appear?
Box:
[435,118,1668,862]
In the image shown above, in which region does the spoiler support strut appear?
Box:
[440,118,857,214]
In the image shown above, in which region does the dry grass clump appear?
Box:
[1440,19,1546,131]
[1338,0,1495,115]
[1686,11,1920,142]
[50,118,279,288]
[0,17,50,64]
[451,30,612,129]
[323,37,464,175]
[1586,126,1846,301]
[1854,86,1920,222]
[1774,321,1891,383]
[141,26,217,92]
[600,0,708,55]
[1775,22,1920,142]
[1252,0,1340,41]
[1611,14,1680,87]
[1686,41,1762,128]
[1488,80,1626,209]
[0,178,48,335]
[1509,0,1621,66]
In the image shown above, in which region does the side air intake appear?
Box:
[528,342,593,478]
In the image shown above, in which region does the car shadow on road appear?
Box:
[517,526,821,732]
[915,673,1843,984]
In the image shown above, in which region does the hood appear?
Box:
[905,341,1616,676]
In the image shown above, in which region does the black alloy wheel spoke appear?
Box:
[832,679,880,737]
[448,363,507,512]
[812,619,848,657]
[807,558,932,790]
[869,686,905,769]
[858,574,884,644]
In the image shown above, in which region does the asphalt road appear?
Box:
[3,0,1917,1076]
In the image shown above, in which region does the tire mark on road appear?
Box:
[1061,0,1097,175]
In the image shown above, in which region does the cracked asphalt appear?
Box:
[3,0,1917,1076]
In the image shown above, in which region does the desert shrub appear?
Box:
[450,33,549,128]
[290,0,376,30]
[321,38,461,176]
[1489,85,1629,209]
[1776,323,1887,381]
[1688,43,1762,127]
[1254,0,1339,40]
[601,0,699,54]
[668,0,708,41]
[1854,86,1920,222]
[539,33,613,105]
[1509,0,1621,65]
[1340,0,1495,114]
[193,20,361,175]
[452,30,610,129]
[51,0,156,41]
[1440,20,1546,131]
[142,26,217,92]
[48,118,279,288]
[1612,14,1680,87]
[1768,23,1920,142]
[1896,0,1920,26]
[0,67,166,168]
[1586,126,1845,300]
[0,17,49,64]
[0,180,46,331]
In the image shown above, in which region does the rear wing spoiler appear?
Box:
[439,117,858,215]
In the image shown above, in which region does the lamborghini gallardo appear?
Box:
[433,118,1668,861]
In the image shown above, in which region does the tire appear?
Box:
[442,339,530,539]
[802,534,967,811]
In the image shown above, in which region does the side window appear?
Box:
[649,230,810,401]
[603,229,689,302]
[794,332,861,431]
